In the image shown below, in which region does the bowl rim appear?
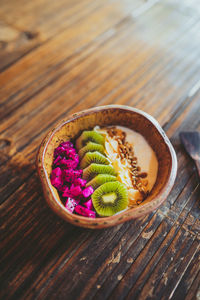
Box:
[36,105,177,228]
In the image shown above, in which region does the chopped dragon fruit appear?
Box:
[54,155,62,165]
[73,177,87,187]
[57,157,78,169]
[82,186,94,198]
[54,146,65,158]
[51,167,62,177]
[60,185,69,193]
[65,197,78,213]
[60,141,74,148]
[63,184,82,197]
[62,169,83,183]
[54,142,74,158]
[51,177,63,190]
[69,184,83,197]
[64,147,76,159]
[59,155,79,168]
[83,199,93,210]
[74,154,79,164]
[62,186,70,197]
[74,205,96,218]
[50,167,63,190]
[51,141,97,218]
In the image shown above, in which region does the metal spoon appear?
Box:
[180,131,200,177]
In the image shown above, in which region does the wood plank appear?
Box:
[0,20,41,71]
[125,225,184,299]
[0,0,108,70]
[0,9,198,129]
[160,239,200,300]
[24,213,160,300]
[0,0,148,88]
[184,272,200,300]
[0,2,166,123]
[131,229,196,300]
[1,17,200,156]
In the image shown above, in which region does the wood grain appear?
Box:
[0,0,200,299]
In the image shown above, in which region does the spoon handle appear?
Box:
[195,160,200,178]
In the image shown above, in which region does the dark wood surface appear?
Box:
[0,0,200,299]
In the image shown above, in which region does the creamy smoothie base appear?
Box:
[95,125,158,207]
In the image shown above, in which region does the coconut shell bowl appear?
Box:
[36,105,177,229]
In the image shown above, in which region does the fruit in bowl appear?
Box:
[36,105,177,229]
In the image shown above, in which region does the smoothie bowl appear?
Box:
[36,105,177,229]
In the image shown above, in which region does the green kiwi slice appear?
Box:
[92,182,128,216]
[86,174,117,189]
[78,142,105,160]
[80,151,110,169]
[76,131,105,151]
[82,163,117,181]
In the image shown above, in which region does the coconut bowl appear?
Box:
[36,105,177,229]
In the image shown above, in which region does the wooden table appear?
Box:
[1,0,200,299]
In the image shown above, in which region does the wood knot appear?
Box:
[24,31,39,40]
[0,137,16,156]
[0,138,12,150]
[0,41,7,50]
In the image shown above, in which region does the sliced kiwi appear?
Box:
[92,181,128,216]
[82,163,117,181]
[78,142,105,160]
[86,174,117,189]
[80,151,110,169]
[76,131,105,151]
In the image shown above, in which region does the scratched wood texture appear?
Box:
[0,0,200,299]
